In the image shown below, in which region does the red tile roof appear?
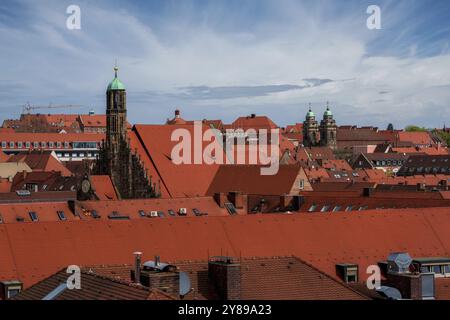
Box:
[231,115,278,131]
[0,201,80,223]
[12,269,169,300]
[8,151,72,177]
[77,196,230,219]
[0,179,11,193]
[0,151,9,162]
[78,115,106,127]
[1,206,450,289]
[206,164,306,195]
[397,132,433,146]
[90,175,118,200]
[133,124,220,198]
[87,257,368,300]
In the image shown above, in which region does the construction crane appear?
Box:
[22,102,84,114]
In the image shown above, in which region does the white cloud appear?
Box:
[0,0,448,128]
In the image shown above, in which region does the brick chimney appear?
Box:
[208,257,241,300]
[385,273,422,300]
[131,255,180,297]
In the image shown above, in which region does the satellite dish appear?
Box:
[376,286,402,300]
[179,272,191,296]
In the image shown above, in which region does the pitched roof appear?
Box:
[0,201,80,223]
[77,196,230,219]
[12,269,161,300]
[90,175,118,200]
[206,164,304,195]
[231,115,278,131]
[133,124,220,198]
[8,151,72,177]
[78,115,106,127]
[86,257,368,300]
[0,162,32,179]
[1,206,450,289]
[0,151,9,162]
[397,132,433,145]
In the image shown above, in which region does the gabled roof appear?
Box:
[78,115,106,128]
[397,131,433,145]
[8,151,72,177]
[206,164,304,195]
[86,257,368,300]
[231,115,278,131]
[12,269,164,300]
[133,124,221,198]
[90,175,118,200]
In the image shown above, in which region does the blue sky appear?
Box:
[0,0,450,128]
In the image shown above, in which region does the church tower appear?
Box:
[303,104,320,147]
[106,66,127,169]
[96,66,157,199]
[319,102,337,149]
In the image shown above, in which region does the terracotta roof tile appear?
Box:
[1,207,450,289]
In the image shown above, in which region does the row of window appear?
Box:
[372,160,405,167]
[0,211,67,224]
[308,204,369,213]
[56,152,98,159]
[420,265,450,275]
[1,141,99,149]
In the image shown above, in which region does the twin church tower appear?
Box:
[303,103,337,149]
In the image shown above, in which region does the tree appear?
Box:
[387,123,394,131]
[405,125,428,132]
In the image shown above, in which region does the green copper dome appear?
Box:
[107,67,126,91]
[306,108,315,118]
[324,107,333,117]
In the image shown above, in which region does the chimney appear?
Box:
[208,256,241,300]
[250,114,256,118]
[137,256,180,297]
[133,252,142,284]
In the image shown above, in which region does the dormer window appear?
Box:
[336,264,359,283]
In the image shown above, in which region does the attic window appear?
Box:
[308,204,317,212]
[0,214,3,224]
[320,205,331,212]
[91,210,100,219]
[224,203,237,215]
[29,212,39,222]
[138,210,146,218]
[336,264,359,283]
[332,206,342,212]
[57,211,66,221]
[345,206,353,212]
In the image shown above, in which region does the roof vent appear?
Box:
[387,252,412,274]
